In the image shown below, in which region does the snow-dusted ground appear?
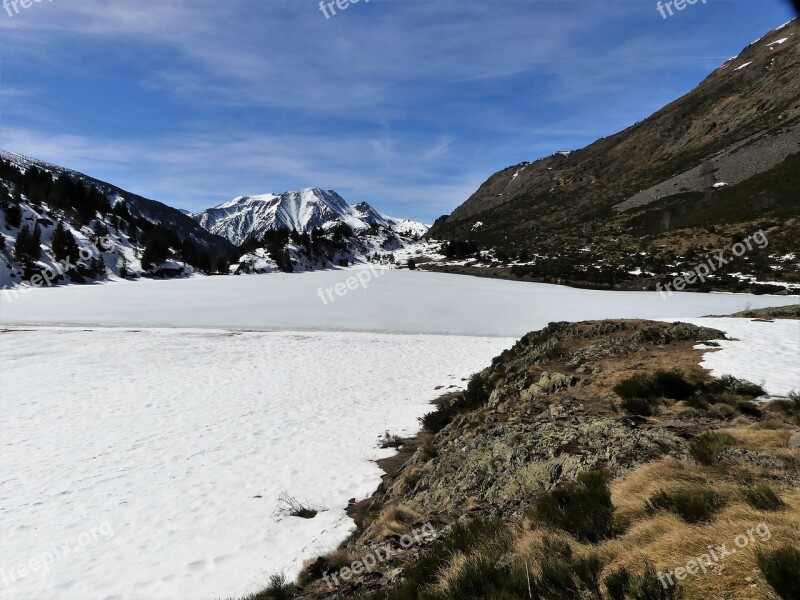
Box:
[673,318,799,396]
[0,328,513,600]
[2,270,798,337]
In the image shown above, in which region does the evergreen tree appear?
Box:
[52,221,80,263]
[31,223,42,251]
[5,203,22,229]
[90,256,106,278]
[14,224,41,266]
[214,257,229,274]
[118,253,129,279]
[141,226,171,270]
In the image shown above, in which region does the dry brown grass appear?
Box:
[589,449,799,599]
[297,548,355,586]
[513,525,583,571]
[596,491,800,599]
[718,422,794,454]
[362,504,423,542]
[430,551,468,594]
[611,458,737,522]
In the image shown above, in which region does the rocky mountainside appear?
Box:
[426,19,800,293]
[193,189,428,246]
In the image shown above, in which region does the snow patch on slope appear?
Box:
[670,318,800,396]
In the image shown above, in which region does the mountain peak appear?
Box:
[194,188,427,246]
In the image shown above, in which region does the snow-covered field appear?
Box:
[2,270,798,336]
[1,273,797,600]
[0,328,513,600]
[677,318,800,396]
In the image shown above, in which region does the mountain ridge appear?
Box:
[193,188,428,246]
[424,18,800,293]
[0,149,235,259]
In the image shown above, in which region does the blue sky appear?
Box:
[0,0,796,221]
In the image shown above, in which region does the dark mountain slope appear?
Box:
[0,150,235,259]
[427,19,800,292]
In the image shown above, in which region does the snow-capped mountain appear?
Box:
[193,188,428,246]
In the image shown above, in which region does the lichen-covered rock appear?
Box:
[397,411,683,519]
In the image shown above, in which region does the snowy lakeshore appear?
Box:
[0,328,513,599]
[1,272,799,599]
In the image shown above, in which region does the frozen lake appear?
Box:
[1,270,798,335]
[1,272,797,600]
[0,328,512,600]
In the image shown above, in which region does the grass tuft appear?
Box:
[742,484,786,511]
[756,545,800,600]
[529,469,616,543]
[689,431,736,466]
[646,487,726,524]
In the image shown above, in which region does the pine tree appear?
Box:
[14,224,40,266]
[31,223,42,252]
[118,253,129,279]
[141,226,171,270]
[90,256,106,279]
[5,203,22,229]
[52,221,79,263]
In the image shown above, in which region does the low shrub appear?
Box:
[621,396,657,417]
[532,537,604,599]
[419,441,438,461]
[244,574,296,600]
[380,431,404,449]
[614,374,656,400]
[756,545,800,600]
[646,487,725,523]
[689,431,736,465]
[420,408,454,434]
[706,375,766,397]
[742,484,786,511]
[614,371,695,401]
[614,371,696,414]
[652,370,695,400]
[360,517,510,600]
[420,373,491,434]
[735,401,762,418]
[604,566,630,600]
[275,491,319,519]
[530,469,616,543]
[436,552,528,599]
[684,395,710,410]
[605,561,685,600]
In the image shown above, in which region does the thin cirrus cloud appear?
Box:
[0,0,795,220]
